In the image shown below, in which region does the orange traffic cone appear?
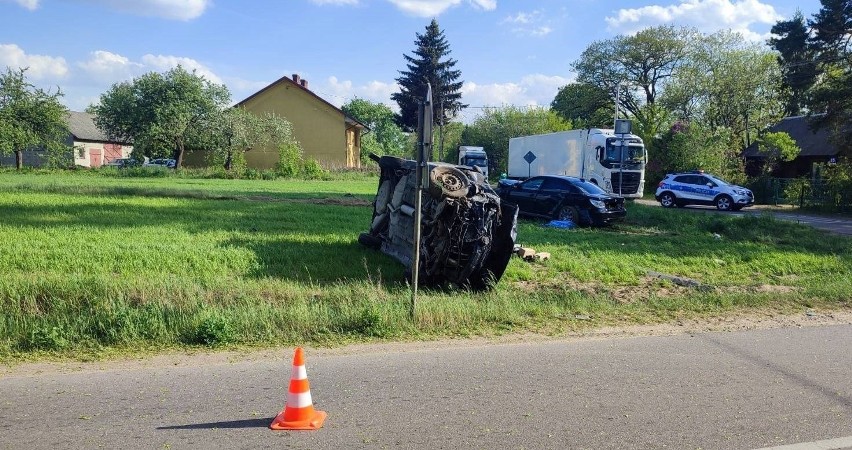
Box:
[270,347,327,430]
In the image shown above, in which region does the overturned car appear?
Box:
[359,154,518,290]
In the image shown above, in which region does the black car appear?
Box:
[496,175,626,226]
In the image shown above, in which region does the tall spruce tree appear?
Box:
[769,11,818,116]
[392,19,465,131]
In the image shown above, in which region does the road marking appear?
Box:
[755,436,852,450]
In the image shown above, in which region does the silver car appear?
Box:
[655,171,754,211]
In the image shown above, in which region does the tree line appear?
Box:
[3,1,849,185]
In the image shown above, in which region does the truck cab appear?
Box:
[458,146,489,179]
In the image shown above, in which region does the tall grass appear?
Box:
[1,171,850,358]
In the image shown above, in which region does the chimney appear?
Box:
[300,79,308,89]
[292,73,300,84]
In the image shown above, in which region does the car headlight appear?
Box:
[590,199,605,209]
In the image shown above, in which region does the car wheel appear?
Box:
[556,205,580,223]
[429,166,470,198]
[715,195,733,211]
[659,192,677,208]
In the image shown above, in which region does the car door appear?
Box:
[535,178,571,216]
[673,175,699,201]
[694,175,719,204]
[506,177,544,216]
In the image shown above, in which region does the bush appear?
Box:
[191,312,235,346]
[21,325,68,351]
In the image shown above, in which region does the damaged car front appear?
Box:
[359,154,518,290]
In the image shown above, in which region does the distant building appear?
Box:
[0,111,132,168]
[743,115,840,178]
[67,111,133,167]
[185,74,367,170]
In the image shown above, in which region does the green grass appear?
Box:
[1,170,850,360]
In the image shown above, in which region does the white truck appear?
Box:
[507,129,646,198]
[458,146,489,178]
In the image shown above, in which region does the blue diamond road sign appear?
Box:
[523,151,537,164]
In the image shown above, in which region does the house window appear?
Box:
[76,147,85,158]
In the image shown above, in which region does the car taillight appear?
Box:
[658,181,664,188]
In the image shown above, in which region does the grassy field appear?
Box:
[1,170,850,360]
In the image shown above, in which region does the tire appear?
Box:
[556,205,580,224]
[659,192,677,208]
[358,232,382,249]
[715,195,734,211]
[429,166,470,198]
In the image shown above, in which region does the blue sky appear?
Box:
[0,0,819,122]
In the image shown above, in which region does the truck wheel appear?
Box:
[715,195,733,211]
[659,192,677,208]
[557,205,580,224]
[429,166,470,198]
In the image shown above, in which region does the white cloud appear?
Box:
[322,76,399,110]
[458,73,573,121]
[140,54,222,84]
[5,0,39,10]
[0,43,68,79]
[501,10,553,37]
[386,0,496,17]
[81,0,210,20]
[77,50,144,82]
[605,0,782,41]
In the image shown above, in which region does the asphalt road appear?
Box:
[2,325,851,449]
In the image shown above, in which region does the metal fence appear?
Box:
[746,177,852,213]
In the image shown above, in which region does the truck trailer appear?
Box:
[507,129,646,198]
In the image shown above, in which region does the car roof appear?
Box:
[530,175,587,183]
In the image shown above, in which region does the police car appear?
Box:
[655,171,754,211]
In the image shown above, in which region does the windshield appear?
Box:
[603,139,645,163]
[574,180,607,195]
[465,157,487,167]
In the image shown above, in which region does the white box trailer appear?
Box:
[508,129,646,198]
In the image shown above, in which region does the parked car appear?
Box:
[144,158,176,169]
[104,158,139,168]
[496,175,626,226]
[359,154,518,291]
[655,171,754,211]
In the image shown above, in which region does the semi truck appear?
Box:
[507,129,646,198]
[457,146,489,178]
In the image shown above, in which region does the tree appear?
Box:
[392,19,465,131]
[342,98,408,163]
[663,31,786,149]
[550,82,613,128]
[573,26,692,119]
[572,26,693,151]
[0,68,69,170]
[769,12,819,116]
[460,106,571,173]
[92,66,230,168]
[207,108,299,171]
[805,0,852,154]
[757,131,801,175]
[650,121,735,183]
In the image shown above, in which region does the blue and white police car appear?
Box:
[655,171,754,211]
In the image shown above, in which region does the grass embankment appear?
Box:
[0,171,850,360]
